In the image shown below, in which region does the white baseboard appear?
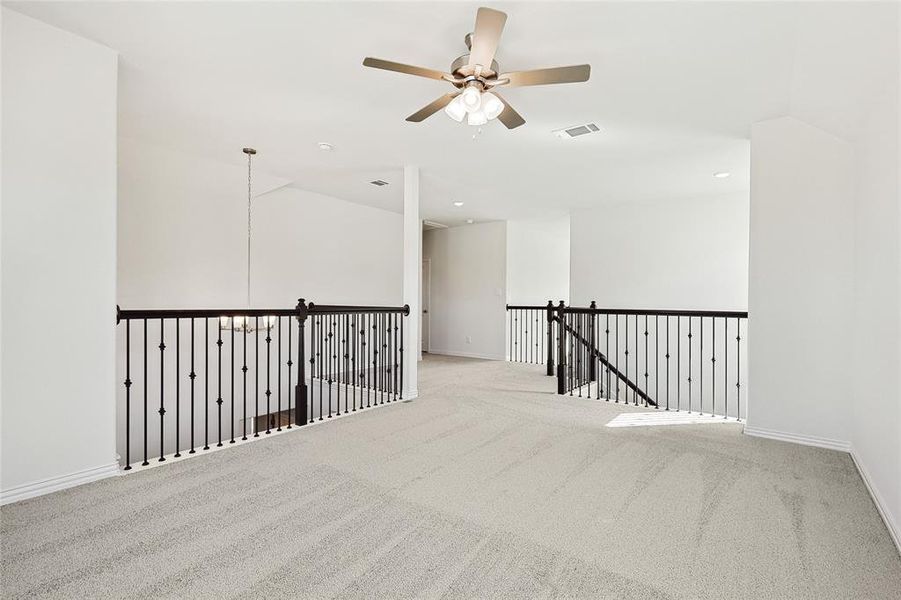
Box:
[742,425,851,452]
[850,447,901,555]
[427,349,505,361]
[0,462,121,506]
[743,425,899,556]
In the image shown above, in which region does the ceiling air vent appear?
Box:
[370,179,389,186]
[553,123,600,139]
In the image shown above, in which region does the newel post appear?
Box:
[589,300,597,382]
[295,298,309,426]
[556,300,566,395]
[545,300,555,376]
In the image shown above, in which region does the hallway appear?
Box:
[2,355,899,599]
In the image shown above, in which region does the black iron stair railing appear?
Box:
[506,301,749,420]
[116,300,409,471]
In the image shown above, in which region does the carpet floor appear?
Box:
[2,355,899,599]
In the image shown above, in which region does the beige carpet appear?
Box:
[2,355,899,599]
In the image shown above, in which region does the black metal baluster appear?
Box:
[287,316,293,429]
[124,320,132,470]
[242,320,247,440]
[736,319,742,420]
[318,315,323,421]
[336,314,341,415]
[204,318,209,451]
[634,315,639,406]
[654,315,659,410]
[144,318,149,465]
[266,319,272,431]
[372,315,378,404]
[384,313,390,403]
[665,316,670,411]
[399,312,405,400]
[711,317,716,417]
[393,313,399,401]
[345,314,350,412]
[614,314,620,403]
[328,314,334,418]
[216,322,223,447]
[190,318,196,453]
[175,319,181,457]
[624,315,629,404]
[365,313,371,408]
[255,318,260,435]
[277,316,283,430]
[687,317,692,413]
[676,317,681,412]
[605,314,610,401]
[723,318,728,419]
[159,319,166,461]
[230,321,235,443]
[644,315,649,408]
[700,317,704,415]
[352,314,358,411]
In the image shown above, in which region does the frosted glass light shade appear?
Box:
[481,92,504,120]
[467,108,488,126]
[461,86,482,113]
[444,95,466,122]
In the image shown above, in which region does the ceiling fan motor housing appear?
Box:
[450,54,500,81]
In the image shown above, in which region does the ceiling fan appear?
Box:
[362,7,590,129]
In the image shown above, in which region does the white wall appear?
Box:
[118,138,403,308]
[850,58,900,544]
[747,116,855,446]
[569,194,749,309]
[506,216,570,305]
[1,9,119,497]
[423,222,507,360]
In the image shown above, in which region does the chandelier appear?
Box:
[220,148,276,333]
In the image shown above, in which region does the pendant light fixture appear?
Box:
[220,147,275,332]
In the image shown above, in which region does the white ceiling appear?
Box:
[7,1,897,225]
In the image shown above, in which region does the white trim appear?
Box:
[0,462,121,506]
[742,425,851,452]
[850,447,901,555]
[743,426,899,556]
[427,349,505,361]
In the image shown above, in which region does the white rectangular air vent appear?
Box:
[370,179,389,186]
[553,123,600,139]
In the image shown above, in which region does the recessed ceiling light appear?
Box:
[453,201,464,207]
[318,142,334,151]
[466,219,474,224]
[713,171,730,178]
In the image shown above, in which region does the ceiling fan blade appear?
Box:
[363,57,449,81]
[492,92,525,129]
[501,64,591,87]
[468,8,507,71]
[406,92,460,122]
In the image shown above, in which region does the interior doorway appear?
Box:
[422,258,431,353]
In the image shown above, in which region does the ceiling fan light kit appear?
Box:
[363,6,591,130]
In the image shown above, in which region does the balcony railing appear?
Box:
[116,300,409,470]
[507,302,748,420]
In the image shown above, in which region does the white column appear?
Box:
[403,165,421,399]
